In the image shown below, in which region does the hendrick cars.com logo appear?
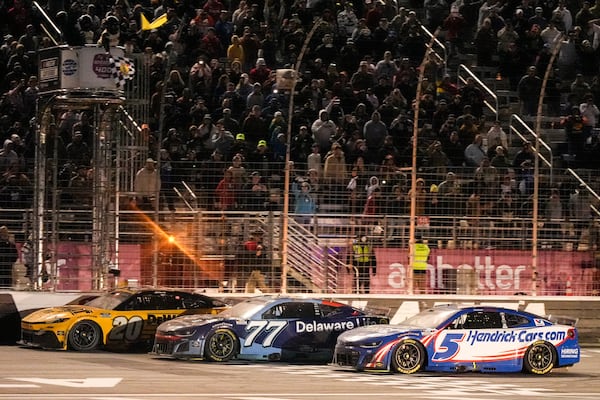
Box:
[93,53,113,79]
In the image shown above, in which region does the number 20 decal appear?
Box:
[432,333,464,361]
[108,316,144,341]
[244,320,288,347]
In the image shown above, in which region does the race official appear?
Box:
[351,236,376,293]
[412,236,430,294]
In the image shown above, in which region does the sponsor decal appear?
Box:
[92,53,113,79]
[296,318,376,333]
[62,59,77,76]
[465,330,566,345]
[560,348,579,358]
[147,314,179,325]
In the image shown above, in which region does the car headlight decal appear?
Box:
[359,341,382,348]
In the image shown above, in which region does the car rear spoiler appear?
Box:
[546,314,579,327]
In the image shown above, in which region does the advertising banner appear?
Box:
[371,248,596,295]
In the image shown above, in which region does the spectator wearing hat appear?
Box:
[134,158,160,211]
[248,139,273,178]
[67,164,92,208]
[375,50,399,83]
[66,130,91,165]
[199,149,227,209]
[216,106,241,133]
[242,171,268,211]
[242,228,269,293]
[246,82,264,111]
[529,6,548,30]
[314,34,338,68]
[242,104,267,146]
[442,130,465,168]
[443,5,467,57]
[292,178,317,225]
[424,0,450,31]
[517,66,542,116]
[306,141,323,177]
[201,27,223,61]
[570,73,592,106]
[351,60,376,93]
[338,2,359,38]
[474,17,497,67]
[512,141,535,180]
[215,168,236,211]
[339,36,361,73]
[290,126,313,172]
[249,57,271,86]
[230,133,250,160]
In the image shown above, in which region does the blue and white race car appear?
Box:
[151,296,389,362]
[333,304,580,375]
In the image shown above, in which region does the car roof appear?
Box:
[432,304,545,319]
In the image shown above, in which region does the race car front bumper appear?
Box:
[20,328,63,349]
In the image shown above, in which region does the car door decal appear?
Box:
[432,332,464,361]
[108,315,144,341]
[244,320,288,347]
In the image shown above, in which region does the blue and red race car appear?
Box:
[151,296,389,362]
[333,304,580,375]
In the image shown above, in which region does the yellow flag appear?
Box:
[140,13,168,31]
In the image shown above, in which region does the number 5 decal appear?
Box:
[432,333,464,361]
[244,320,288,347]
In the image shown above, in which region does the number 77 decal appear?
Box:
[244,320,288,347]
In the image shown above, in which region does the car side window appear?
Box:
[450,311,503,329]
[262,302,316,319]
[180,294,209,309]
[123,294,154,310]
[319,304,342,317]
[160,293,186,309]
[504,312,530,328]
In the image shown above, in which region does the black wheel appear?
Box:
[524,341,556,375]
[392,339,426,374]
[68,320,102,351]
[204,328,238,362]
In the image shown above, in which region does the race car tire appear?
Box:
[68,320,102,351]
[392,339,426,374]
[523,340,556,375]
[204,328,239,362]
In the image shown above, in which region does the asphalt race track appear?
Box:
[0,346,599,400]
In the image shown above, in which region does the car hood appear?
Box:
[157,314,225,331]
[338,324,435,342]
[22,306,97,323]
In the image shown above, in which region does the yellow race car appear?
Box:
[20,288,228,351]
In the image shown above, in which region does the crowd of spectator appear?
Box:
[0,0,599,232]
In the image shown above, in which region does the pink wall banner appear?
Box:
[371,248,596,295]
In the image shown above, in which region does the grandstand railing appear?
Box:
[458,64,499,119]
[509,114,554,182]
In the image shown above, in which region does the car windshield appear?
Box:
[400,308,459,329]
[85,291,132,310]
[217,299,269,319]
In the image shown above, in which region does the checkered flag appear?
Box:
[109,56,135,88]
